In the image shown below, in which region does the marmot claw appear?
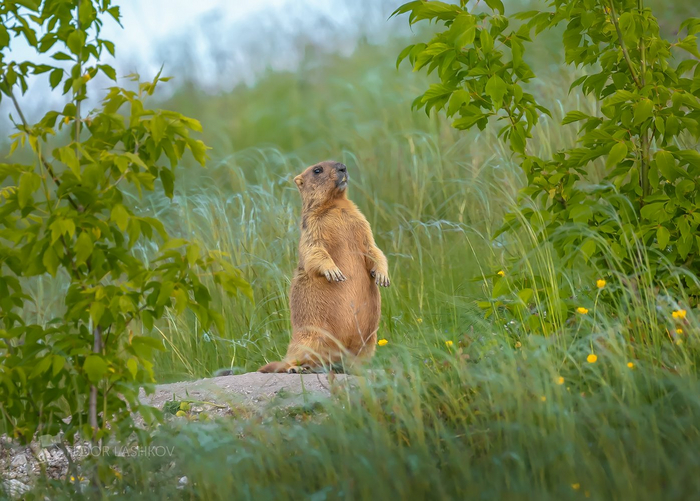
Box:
[324,267,346,282]
[373,271,390,287]
[287,365,312,374]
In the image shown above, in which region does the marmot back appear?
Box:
[259,161,390,373]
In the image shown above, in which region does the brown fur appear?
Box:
[258,161,390,373]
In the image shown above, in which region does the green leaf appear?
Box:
[606,142,628,168]
[484,0,505,15]
[173,288,188,314]
[633,99,653,125]
[127,358,138,380]
[655,150,678,181]
[18,172,41,209]
[0,25,9,48]
[569,204,592,223]
[111,204,129,232]
[447,13,476,48]
[150,115,166,143]
[485,75,507,109]
[187,242,200,266]
[581,239,596,262]
[51,51,73,61]
[657,226,670,249]
[562,110,590,125]
[66,30,86,56]
[640,202,665,220]
[75,232,93,267]
[43,246,59,276]
[83,355,107,383]
[98,64,117,81]
[141,310,154,331]
[678,235,694,259]
[160,168,174,198]
[510,123,526,154]
[59,147,81,179]
[480,29,494,53]
[187,139,208,166]
[49,68,63,89]
[52,355,65,377]
[29,356,53,379]
[90,302,105,325]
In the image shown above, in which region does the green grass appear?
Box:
[6,7,700,500]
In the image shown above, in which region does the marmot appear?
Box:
[258,161,390,373]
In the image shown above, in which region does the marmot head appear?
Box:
[294,161,348,204]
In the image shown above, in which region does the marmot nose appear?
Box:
[335,163,347,173]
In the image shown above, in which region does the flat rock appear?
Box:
[139,372,355,410]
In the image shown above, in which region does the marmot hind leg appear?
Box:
[258,361,291,373]
[258,330,346,374]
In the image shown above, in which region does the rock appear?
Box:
[2,479,30,498]
[35,448,52,463]
[139,372,355,411]
[10,453,27,468]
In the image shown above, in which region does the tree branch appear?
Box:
[7,87,83,213]
[89,325,102,445]
[608,0,643,90]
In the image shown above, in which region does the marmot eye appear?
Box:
[313,167,323,174]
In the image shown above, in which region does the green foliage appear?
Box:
[17,338,700,499]
[395,0,700,333]
[0,0,250,445]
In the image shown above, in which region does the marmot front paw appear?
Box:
[323,267,347,282]
[371,270,390,287]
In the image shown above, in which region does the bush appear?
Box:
[394,0,700,335]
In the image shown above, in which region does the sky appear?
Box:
[1,0,403,126]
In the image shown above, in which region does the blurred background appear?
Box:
[1,0,693,380]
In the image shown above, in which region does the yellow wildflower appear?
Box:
[627,362,634,368]
[587,353,598,364]
[175,410,186,417]
[577,307,589,314]
[556,376,564,385]
[416,318,423,324]
[676,328,683,335]
[540,396,546,402]
[377,339,388,346]
[497,270,505,277]
[445,340,453,347]
[672,309,687,319]
[515,341,522,348]
[64,116,70,124]
[676,339,683,346]
[84,73,91,82]
[596,279,606,289]
[571,483,580,490]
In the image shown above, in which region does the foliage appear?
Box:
[0,0,250,445]
[394,0,700,334]
[16,336,700,500]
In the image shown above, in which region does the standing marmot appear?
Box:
[258,161,390,373]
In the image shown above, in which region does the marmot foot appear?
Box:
[323,267,346,282]
[371,270,390,287]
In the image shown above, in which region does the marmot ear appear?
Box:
[294,175,303,187]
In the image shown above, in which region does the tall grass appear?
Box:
[5,4,700,499]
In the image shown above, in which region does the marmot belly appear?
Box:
[290,240,380,354]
